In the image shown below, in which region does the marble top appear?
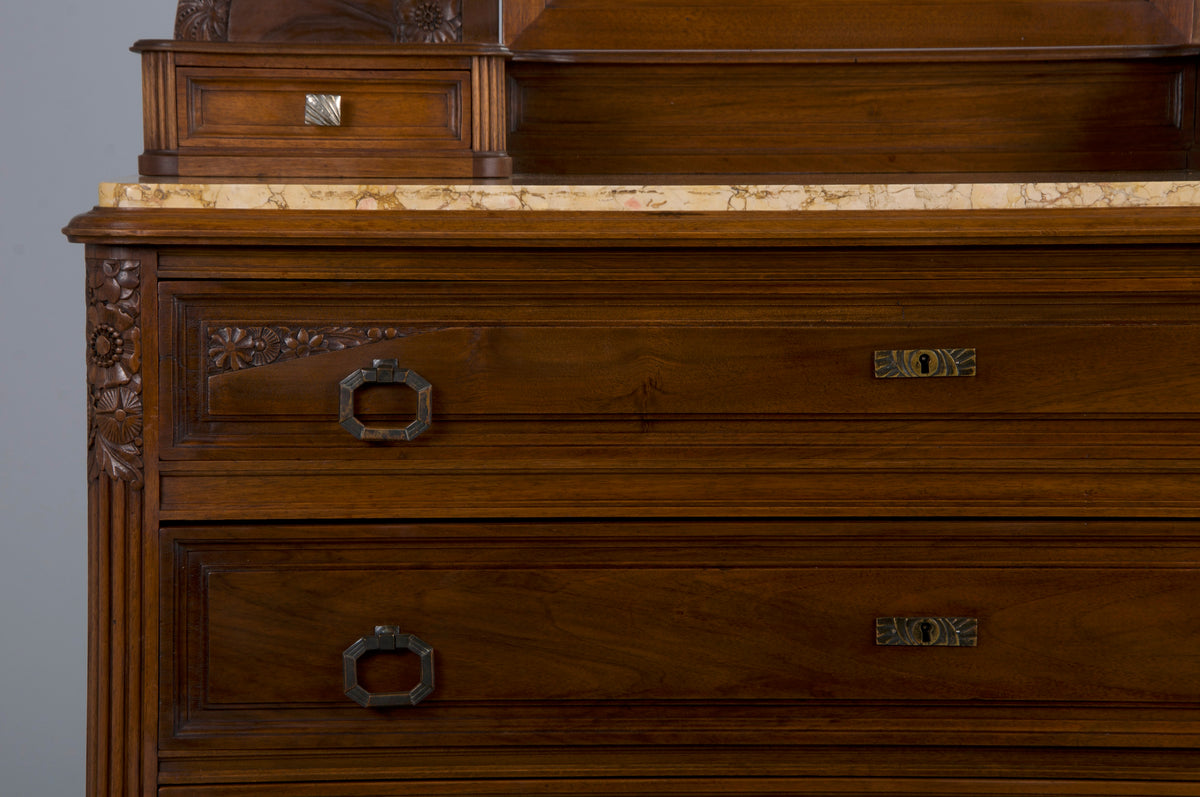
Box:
[98,180,1200,212]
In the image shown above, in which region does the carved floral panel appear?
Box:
[87,259,144,485]
[206,325,422,375]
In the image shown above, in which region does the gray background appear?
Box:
[1,1,172,792]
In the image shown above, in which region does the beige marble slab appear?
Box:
[98,180,1200,212]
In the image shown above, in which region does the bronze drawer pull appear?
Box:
[876,617,978,647]
[874,348,976,378]
[343,626,435,708]
[304,93,342,126]
[339,358,432,442]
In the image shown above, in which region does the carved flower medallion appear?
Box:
[284,328,326,358]
[249,327,283,366]
[209,327,256,372]
[89,325,125,368]
[87,303,141,389]
[93,387,144,446]
[399,0,462,43]
[88,258,139,309]
[89,382,144,485]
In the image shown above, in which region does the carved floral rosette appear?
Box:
[399,0,463,43]
[87,259,144,486]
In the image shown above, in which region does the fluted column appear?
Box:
[86,257,145,797]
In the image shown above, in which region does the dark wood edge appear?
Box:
[509,44,1200,64]
[131,39,1200,62]
[132,39,511,56]
[138,151,179,177]
[473,153,513,179]
[169,155,482,179]
[64,207,1200,248]
[130,39,1200,63]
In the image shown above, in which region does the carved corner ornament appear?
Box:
[87,260,144,486]
[175,0,231,41]
[399,0,463,43]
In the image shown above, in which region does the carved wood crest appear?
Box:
[174,0,463,43]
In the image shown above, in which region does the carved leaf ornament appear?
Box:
[87,260,144,485]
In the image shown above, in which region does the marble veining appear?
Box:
[98,180,1200,212]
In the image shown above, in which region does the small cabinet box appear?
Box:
[137,43,510,177]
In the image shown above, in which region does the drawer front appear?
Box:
[179,68,469,150]
[159,279,1200,517]
[162,521,1200,751]
[163,280,1200,447]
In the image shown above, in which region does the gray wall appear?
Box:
[0,1,171,792]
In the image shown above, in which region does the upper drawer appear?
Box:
[162,280,1200,452]
[178,68,470,151]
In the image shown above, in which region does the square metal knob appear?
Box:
[305,93,342,126]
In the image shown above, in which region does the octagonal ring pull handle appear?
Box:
[339,358,431,442]
[343,626,435,708]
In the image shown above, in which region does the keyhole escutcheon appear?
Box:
[876,616,978,647]
[874,348,975,379]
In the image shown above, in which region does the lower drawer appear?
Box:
[161,521,1200,753]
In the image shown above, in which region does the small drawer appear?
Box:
[137,45,511,177]
[178,67,470,151]
[161,521,1200,752]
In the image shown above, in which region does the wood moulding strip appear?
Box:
[63,207,1200,248]
[508,0,1192,52]
[508,44,1200,64]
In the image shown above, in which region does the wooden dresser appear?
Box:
[66,1,1200,795]
[66,180,1200,796]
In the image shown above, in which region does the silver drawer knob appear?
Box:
[305,93,342,126]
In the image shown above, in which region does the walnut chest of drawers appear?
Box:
[65,183,1200,795]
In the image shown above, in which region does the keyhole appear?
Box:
[920,621,934,644]
[919,353,932,374]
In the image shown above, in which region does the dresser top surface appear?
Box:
[99,178,1200,213]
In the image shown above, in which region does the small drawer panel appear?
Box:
[162,521,1200,751]
[179,68,469,149]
